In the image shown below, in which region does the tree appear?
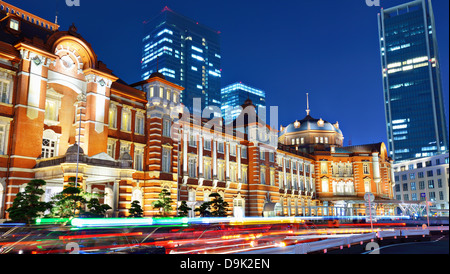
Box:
[209,193,229,217]
[50,177,86,218]
[129,200,144,218]
[84,198,111,218]
[152,189,173,217]
[177,201,192,217]
[194,201,211,217]
[7,179,53,225]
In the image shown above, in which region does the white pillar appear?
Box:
[183,131,188,175]
[212,140,217,177]
[237,145,241,181]
[198,135,203,175]
[225,142,230,179]
[372,152,381,194]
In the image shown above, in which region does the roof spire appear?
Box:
[306,93,310,116]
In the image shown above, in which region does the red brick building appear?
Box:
[0,1,396,219]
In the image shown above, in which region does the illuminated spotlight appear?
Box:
[71,218,154,227]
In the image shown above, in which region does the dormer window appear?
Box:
[9,18,20,31]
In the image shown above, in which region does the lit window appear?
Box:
[109,105,117,128]
[0,124,8,155]
[9,19,19,31]
[135,113,145,135]
[121,108,131,132]
[45,99,59,122]
[41,130,58,159]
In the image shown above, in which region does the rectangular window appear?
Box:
[189,134,196,147]
[204,139,211,151]
[162,147,171,173]
[188,157,197,178]
[134,147,144,171]
[218,162,224,181]
[218,142,224,153]
[402,183,408,191]
[419,181,425,190]
[363,164,370,175]
[163,119,171,137]
[241,166,248,184]
[9,19,19,31]
[135,114,145,135]
[260,167,266,185]
[260,149,265,160]
[428,180,434,189]
[230,144,236,156]
[241,147,247,159]
[0,124,6,155]
[109,106,117,128]
[121,109,131,132]
[45,99,58,122]
[411,182,416,191]
[270,169,275,186]
[204,159,211,180]
[107,140,115,159]
[427,170,433,177]
[0,80,10,104]
[412,193,417,201]
[230,164,237,182]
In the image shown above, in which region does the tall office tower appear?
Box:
[221,82,266,123]
[141,7,222,115]
[378,0,449,163]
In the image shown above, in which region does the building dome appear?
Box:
[281,114,342,136]
[66,143,84,155]
[149,71,165,80]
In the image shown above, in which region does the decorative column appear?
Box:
[112,180,120,217]
[237,145,241,182]
[372,152,381,194]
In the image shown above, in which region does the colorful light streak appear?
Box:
[69,215,410,228]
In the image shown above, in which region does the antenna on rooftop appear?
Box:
[54,0,59,25]
[306,93,310,116]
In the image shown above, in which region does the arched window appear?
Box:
[131,187,143,206]
[42,129,59,158]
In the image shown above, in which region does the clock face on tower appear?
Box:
[60,55,74,70]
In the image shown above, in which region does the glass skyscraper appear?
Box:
[221,82,266,123]
[378,0,448,163]
[141,7,222,115]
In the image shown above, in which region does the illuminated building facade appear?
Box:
[378,0,449,163]
[279,105,396,216]
[141,7,222,115]
[221,82,266,123]
[393,153,449,215]
[0,2,395,220]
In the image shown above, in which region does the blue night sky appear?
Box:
[8,0,449,148]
